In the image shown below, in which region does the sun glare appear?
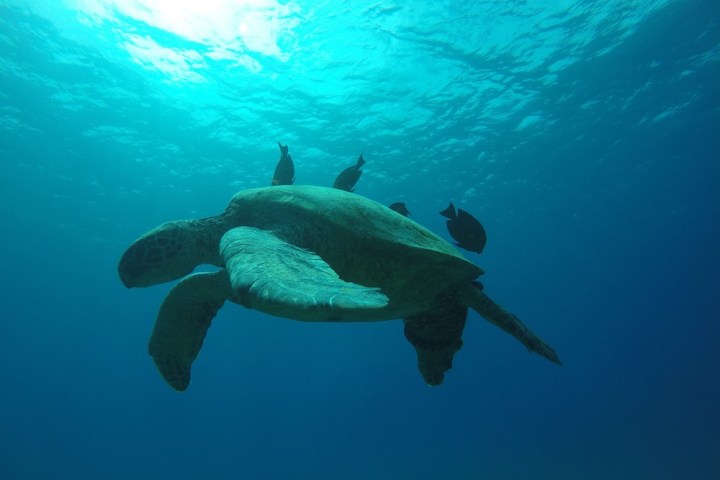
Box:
[72,0,299,75]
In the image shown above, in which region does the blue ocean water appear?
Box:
[1,0,719,478]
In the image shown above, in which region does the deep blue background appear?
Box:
[1,1,718,479]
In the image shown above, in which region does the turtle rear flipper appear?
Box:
[148,270,232,391]
[404,301,468,386]
[220,226,388,321]
[462,285,562,365]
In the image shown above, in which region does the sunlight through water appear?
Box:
[70,0,299,79]
[9,0,687,196]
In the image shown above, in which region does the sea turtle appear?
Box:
[118,185,561,391]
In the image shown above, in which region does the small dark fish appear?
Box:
[272,141,295,186]
[439,202,487,254]
[389,202,411,217]
[333,153,365,192]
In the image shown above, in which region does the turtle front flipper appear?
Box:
[404,300,468,386]
[220,227,389,321]
[148,270,232,391]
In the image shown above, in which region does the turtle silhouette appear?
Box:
[118,185,561,390]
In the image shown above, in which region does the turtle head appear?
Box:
[119,220,208,288]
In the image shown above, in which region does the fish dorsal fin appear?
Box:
[439,202,456,219]
[220,226,388,321]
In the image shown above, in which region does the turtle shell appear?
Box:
[223,185,483,317]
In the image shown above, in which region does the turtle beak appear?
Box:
[118,240,149,288]
[117,235,173,288]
